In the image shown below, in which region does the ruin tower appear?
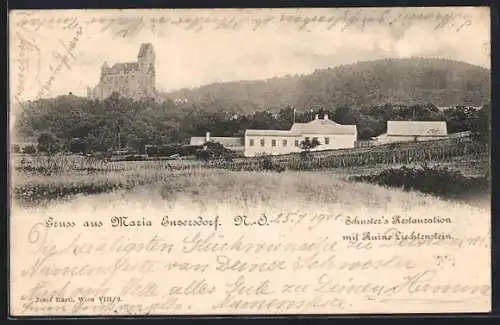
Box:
[100,62,109,81]
[137,43,156,97]
[88,44,157,101]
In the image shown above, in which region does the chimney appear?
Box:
[205,132,210,142]
[315,114,319,120]
[324,114,329,120]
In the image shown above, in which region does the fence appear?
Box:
[355,140,377,148]
[15,137,489,174]
[204,138,489,171]
[14,155,207,173]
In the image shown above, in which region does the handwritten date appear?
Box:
[233,212,307,227]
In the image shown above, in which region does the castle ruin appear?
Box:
[87,43,156,101]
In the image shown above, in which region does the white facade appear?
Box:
[244,131,301,157]
[244,115,357,157]
[375,121,448,145]
[190,132,244,152]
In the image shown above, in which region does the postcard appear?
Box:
[9,7,491,316]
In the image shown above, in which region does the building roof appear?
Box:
[107,62,139,73]
[245,130,297,137]
[290,118,357,135]
[190,137,243,147]
[245,117,357,137]
[387,121,447,136]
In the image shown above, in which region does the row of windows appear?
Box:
[248,137,331,147]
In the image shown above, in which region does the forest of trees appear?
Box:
[164,58,490,112]
[13,92,490,155]
[12,57,491,155]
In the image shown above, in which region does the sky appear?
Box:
[9,7,491,102]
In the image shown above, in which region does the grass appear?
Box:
[11,158,490,244]
[10,147,491,215]
[11,153,490,206]
[349,164,490,206]
[10,152,490,318]
[12,167,203,206]
[12,169,490,233]
[12,165,489,209]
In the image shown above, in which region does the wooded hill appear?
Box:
[12,57,490,154]
[163,58,490,113]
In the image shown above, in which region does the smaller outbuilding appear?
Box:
[189,132,244,153]
[375,121,448,145]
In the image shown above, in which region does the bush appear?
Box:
[349,164,489,200]
[120,155,148,161]
[193,142,235,162]
[69,138,88,154]
[38,132,61,155]
[258,154,285,172]
[22,145,37,154]
[147,145,201,157]
[195,149,213,161]
[12,144,21,153]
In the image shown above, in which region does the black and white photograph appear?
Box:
[9,7,491,316]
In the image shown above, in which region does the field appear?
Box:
[10,150,491,317]
[12,168,490,233]
[11,158,489,211]
[10,136,491,219]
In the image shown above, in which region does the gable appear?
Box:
[290,119,357,135]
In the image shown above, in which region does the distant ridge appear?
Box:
[162,57,490,113]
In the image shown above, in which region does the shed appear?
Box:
[375,120,448,145]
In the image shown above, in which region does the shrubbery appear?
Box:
[120,155,149,161]
[147,145,201,157]
[22,145,37,154]
[195,142,235,161]
[350,164,489,200]
[15,183,124,204]
[257,154,285,172]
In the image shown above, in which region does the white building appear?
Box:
[375,121,448,145]
[244,114,357,157]
[190,132,244,153]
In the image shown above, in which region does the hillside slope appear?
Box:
[162,58,490,113]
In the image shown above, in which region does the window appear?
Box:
[249,139,254,146]
[325,137,330,145]
[283,140,287,147]
[272,139,276,147]
[305,137,310,141]
[295,140,299,147]
[260,139,265,147]
[313,137,318,143]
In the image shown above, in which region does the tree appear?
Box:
[15,90,487,154]
[195,149,212,161]
[37,132,60,155]
[69,138,88,154]
[299,138,321,159]
[22,145,37,154]
[358,126,375,140]
[300,138,321,151]
[471,103,490,145]
[12,144,21,153]
[442,106,477,133]
[333,106,351,124]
